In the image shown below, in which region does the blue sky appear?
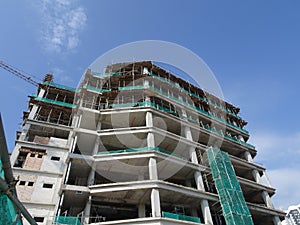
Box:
[0,0,299,209]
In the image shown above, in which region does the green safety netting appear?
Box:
[0,158,22,225]
[162,211,201,223]
[207,147,254,225]
[54,216,82,225]
[116,84,248,134]
[35,97,76,109]
[98,147,184,159]
[109,100,254,150]
[148,72,243,121]
[42,81,77,92]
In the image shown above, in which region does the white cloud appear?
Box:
[250,131,300,167]
[249,131,300,209]
[268,168,300,210]
[37,0,87,53]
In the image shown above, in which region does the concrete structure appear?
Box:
[10,61,285,225]
[282,205,300,225]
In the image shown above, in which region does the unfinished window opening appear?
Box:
[34,217,44,223]
[28,181,34,186]
[34,105,72,126]
[14,151,27,168]
[90,202,138,223]
[19,181,26,185]
[44,88,74,105]
[27,124,70,143]
[42,183,53,189]
[51,156,60,161]
[14,148,46,169]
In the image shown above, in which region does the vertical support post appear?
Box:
[92,137,100,155]
[64,161,72,184]
[138,203,146,218]
[262,190,275,209]
[200,200,214,225]
[28,89,46,120]
[151,189,161,217]
[87,168,95,186]
[146,111,153,127]
[252,169,263,184]
[146,111,155,151]
[57,192,65,216]
[149,158,158,180]
[83,195,92,224]
[184,125,213,224]
[70,135,78,153]
[244,151,254,163]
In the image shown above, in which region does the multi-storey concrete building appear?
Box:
[282,205,300,225]
[10,61,285,225]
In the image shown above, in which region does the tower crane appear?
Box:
[0,60,39,87]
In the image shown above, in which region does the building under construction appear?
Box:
[9,61,285,225]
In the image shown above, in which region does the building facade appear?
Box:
[283,205,300,225]
[10,61,285,225]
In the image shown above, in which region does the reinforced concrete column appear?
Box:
[57,192,65,216]
[87,168,95,186]
[252,169,263,184]
[64,161,72,184]
[146,111,153,127]
[244,151,254,163]
[151,189,161,217]
[149,158,158,180]
[70,135,78,153]
[146,111,155,150]
[138,203,146,218]
[185,126,213,224]
[83,196,92,224]
[194,171,205,190]
[28,89,46,120]
[262,190,275,209]
[149,157,161,217]
[144,79,150,87]
[92,137,100,155]
[18,124,30,141]
[147,133,155,149]
[200,200,214,225]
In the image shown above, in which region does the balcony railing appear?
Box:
[148,72,241,119]
[162,211,201,223]
[98,147,184,159]
[108,101,255,150]
[42,81,77,92]
[117,84,248,134]
[34,97,76,109]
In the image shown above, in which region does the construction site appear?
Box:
[1,61,285,225]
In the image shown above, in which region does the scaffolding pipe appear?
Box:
[0,114,14,185]
[0,178,38,225]
[0,113,38,225]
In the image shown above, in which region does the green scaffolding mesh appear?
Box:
[0,158,22,225]
[206,147,254,225]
